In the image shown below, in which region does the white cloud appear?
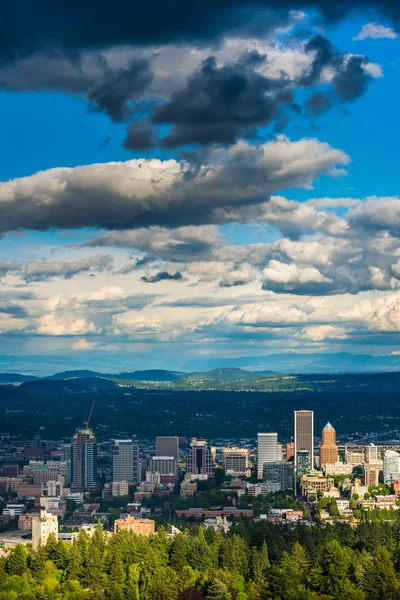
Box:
[0,138,349,233]
[72,339,99,350]
[262,260,332,284]
[299,325,348,341]
[353,22,397,41]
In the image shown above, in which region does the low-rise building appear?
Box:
[300,475,334,497]
[113,516,155,536]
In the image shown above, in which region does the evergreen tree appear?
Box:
[5,545,27,575]
[67,540,84,581]
[318,539,351,597]
[29,544,47,580]
[170,534,189,572]
[221,535,249,577]
[207,578,232,600]
[44,533,58,562]
[361,546,400,600]
[125,564,140,600]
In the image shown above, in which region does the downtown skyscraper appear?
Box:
[294,410,314,470]
[257,433,282,479]
[71,428,97,490]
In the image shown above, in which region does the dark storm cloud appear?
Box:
[141,271,184,283]
[87,59,153,122]
[123,123,156,151]
[332,55,370,101]
[306,91,332,116]
[0,0,399,64]
[152,56,292,148]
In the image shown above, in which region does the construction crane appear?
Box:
[84,400,96,429]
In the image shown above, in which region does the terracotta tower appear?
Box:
[320,422,339,467]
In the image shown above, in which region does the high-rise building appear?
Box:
[257,433,282,479]
[71,428,97,490]
[156,436,179,460]
[150,456,178,475]
[222,448,250,476]
[112,440,140,484]
[3,465,18,478]
[384,450,400,484]
[262,461,294,492]
[32,508,58,549]
[319,422,339,467]
[186,439,214,476]
[294,410,314,470]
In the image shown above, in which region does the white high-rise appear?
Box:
[112,440,140,484]
[32,508,58,549]
[383,450,400,484]
[257,433,282,479]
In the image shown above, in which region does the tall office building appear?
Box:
[257,433,282,479]
[32,508,58,550]
[112,440,140,484]
[71,428,97,490]
[263,461,294,492]
[319,422,339,467]
[222,448,250,476]
[294,410,314,470]
[383,450,400,484]
[186,439,214,476]
[365,443,379,464]
[156,436,179,460]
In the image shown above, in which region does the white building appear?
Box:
[32,509,58,549]
[323,462,354,476]
[384,450,400,484]
[149,456,177,475]
[2,504,25,517]
[112,481,129,497]
[257,433,282,479]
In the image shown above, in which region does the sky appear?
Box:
[0,0,400,373]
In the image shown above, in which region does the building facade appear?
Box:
[113,516,155,536]
[71,428,97,489]
[112,439,140,484]
[262,461,294,492]
[384,450,400,484]
[294,410,314,470]
[319,422,339,467]
[156,436,179,460]
[32,509,58,549]
[150,456,178,475]
[222,448,250,476]
[186,439,214,476]
[257,433,282,479]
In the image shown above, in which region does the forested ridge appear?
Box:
[2,519,400,599]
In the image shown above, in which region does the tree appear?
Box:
[361,546,400,600]
[126,564,140,600]
[318,539,351,597]
[207,579,232,600]
[67,540,84,581]
[29,544,47,580]
[5,545,26,575]
[221,535,249,577]
[250,541,270,584]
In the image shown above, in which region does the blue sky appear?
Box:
[0,8,400,372]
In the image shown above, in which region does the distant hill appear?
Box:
[47,370,110,380]
[181,368,258,383]
[182,352,400,374]
[19,379,91,395]
[116,370,183,381]
[0,373,38,384]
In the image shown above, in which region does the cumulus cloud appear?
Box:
[262,259,333,293]
[23,255,114,282]
[353,22,398,41]
[0,137,349,233]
